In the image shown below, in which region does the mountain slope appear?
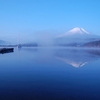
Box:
[56,27,90,38]
[84,40,100,47]
[0,40,7,44]
[55,27,100,46]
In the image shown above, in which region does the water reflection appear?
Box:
[1,47,100,100]
[22,47,38,52]
[55,48,100,68]
[15,47,100,68]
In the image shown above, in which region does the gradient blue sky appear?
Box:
[0,0,100,43]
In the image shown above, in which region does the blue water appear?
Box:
[0,47,100,100]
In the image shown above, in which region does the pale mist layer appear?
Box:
[0,27,100,46]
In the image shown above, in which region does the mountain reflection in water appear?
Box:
[55,48,100,68]
[1,47,100,100]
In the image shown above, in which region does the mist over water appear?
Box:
[1,27,100,47]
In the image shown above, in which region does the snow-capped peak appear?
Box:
[68,27,90,34]
[68,27,82,33]
[56,27,90,38]
[80,28,90,34]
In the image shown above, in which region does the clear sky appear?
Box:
[0,0,100,43]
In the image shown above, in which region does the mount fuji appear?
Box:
[55,27,100,46]
[56,27,90,37]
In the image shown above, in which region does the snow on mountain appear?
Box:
[56,27,90,38]
[55,27,100,46]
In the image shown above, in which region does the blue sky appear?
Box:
[0,0,100,43]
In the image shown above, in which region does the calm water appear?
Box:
[0,47,100,100]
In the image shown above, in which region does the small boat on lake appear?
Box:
[0,48,14,54]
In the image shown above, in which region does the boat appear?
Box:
[0,48,14,54]
[17,44,22,48]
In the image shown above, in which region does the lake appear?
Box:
[0,47,100,100]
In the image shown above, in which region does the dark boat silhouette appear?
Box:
[0,48,14,54]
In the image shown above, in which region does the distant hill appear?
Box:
[83,40,100,47]
[0,40,8,44]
